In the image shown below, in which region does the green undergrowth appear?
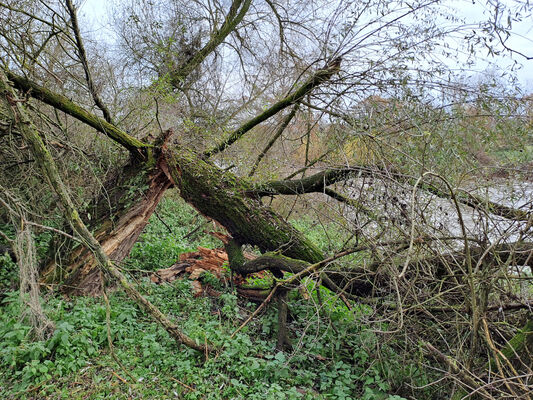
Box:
[0,195,424,399]
[290,217,348,254]
[124,194,219,271]
[0,252,18,295]
[0,282,415,399]
[290,216,369,269]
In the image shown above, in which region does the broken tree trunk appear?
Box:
[0,70,209,353]
[36,133,329,296]
[163,144,324,263]
[41,137,329,296]
[41,159,171,295]
[7,68,531,300]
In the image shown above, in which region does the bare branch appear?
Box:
[4,69,150,155]
[170,0,252,87]
[204,60,341,157]
[248,103,299,177]
[65,0,114,123]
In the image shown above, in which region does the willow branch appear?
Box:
[170,0,251,87]
[65,0,113,123]
[204,61,341,157]
[248,104,299,177]
[4,69,150,155]
[251,167,359,197]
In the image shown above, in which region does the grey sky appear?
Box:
[79,0,533,91]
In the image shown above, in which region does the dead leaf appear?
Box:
[299,286,311,300]
[191,280,203,297]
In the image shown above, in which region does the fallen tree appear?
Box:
[1,2,531,398]
[2,0,529,302]
[3,52,342,290]
[4,66,532,299]
[0,69,209,352]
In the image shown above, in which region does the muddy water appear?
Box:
[344,178,533,246]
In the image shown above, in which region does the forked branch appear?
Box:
[170,0,252,87]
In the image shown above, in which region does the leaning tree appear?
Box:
[0,0,531,397]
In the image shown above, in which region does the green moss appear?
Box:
[166,145,323,263]
[6,71,151,154]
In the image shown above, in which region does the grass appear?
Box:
[0,195,418,399]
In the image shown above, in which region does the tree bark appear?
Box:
[0,70,209,353]
[5,68,531,300]
[163,144,324,263]
[42,160,171,295]
[276,288,292,351]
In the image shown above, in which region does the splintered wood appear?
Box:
[151,247,229,296]
[151,246,272,299]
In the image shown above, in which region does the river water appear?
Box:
[342,177,533,250]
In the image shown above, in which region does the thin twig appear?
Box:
[231,286,278,338]
[154,209,172,233]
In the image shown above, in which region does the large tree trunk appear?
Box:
[42,139,533,299]
[42,159,171,295]
[45,142,325,295]
[163,144,324,263]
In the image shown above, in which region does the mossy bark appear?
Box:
[6,71,149,154]
[1,71,208,353]
[164,145,324,263]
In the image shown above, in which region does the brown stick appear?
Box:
[423,341,492,398]
[231,286,278,338]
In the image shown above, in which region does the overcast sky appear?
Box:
[78,0,533,91]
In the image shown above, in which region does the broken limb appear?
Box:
[0,70,210,353]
